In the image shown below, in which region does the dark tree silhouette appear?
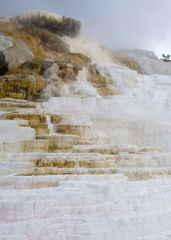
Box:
[162,54,171,62]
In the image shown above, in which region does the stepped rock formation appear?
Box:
[1,9,171,240]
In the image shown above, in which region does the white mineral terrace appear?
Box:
[1,62,171,239]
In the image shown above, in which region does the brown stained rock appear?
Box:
[68,53,91,65]
[90,76,106,85]
[0,74,48,100]
[21,61,43,75]
[58,63,74,75]
[5,69,35,76]
[0,19,70,68]
[0,21,17,34]
[36,134,79,150]
[63,74,77,83]
[55,53,91,68]
[21,60,54,76]
[0,77,31,100]
[0,112,40,122]
[7,93,24,99]
[36,77,48,92]
[30,123,50,136]
[21,27,70,54]
[55,124,94,141]
[55,53,91,76]
[63,94,89,99]
[58,70,66,79]
[109,49,141,73]
[12,32,48,61]
[97,86,122,97]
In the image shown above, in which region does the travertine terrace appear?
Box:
[1,10,171,240]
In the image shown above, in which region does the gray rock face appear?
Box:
[0,34,14,50]
[0,45,5,51]
[0,51,8,76]
[40,83,61,101]
[120,48,171,75]
[41,61,54,75]
[120,49,158,60]
[1,37,34,72]
[21,60,54,76]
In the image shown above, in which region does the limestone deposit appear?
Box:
[1,9,171,240]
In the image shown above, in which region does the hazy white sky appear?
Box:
[0,0,171,58]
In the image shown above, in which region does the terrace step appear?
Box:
[36,134,79,150]
[54,124,95,140]
[0,174,127,189]
[78,140,101,145]
[0,112,41,121]
[35,153,157,168]
[0,102,36,109]
[16,167,118,176]
[3,140,49,153]
[72,144,162,154]
[14,167,171,180]
[2,151,158,167]
[0,98,27,103]
[29,123,49,135]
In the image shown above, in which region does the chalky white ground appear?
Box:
[1,62,171,239]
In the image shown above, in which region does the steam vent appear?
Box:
[1,9,171,240]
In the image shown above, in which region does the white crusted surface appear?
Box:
[0,177,171,239]
[19,10,63,22]
[41,61,171,152]
[95,63,137,92]
[120,48,171,75]
[0,34,14,50]
[0,126,35,143]
[0,136,3,152]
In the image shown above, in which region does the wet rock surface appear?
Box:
[0,51,8,76]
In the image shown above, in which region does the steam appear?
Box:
[1,0,171,58]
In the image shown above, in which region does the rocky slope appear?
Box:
[118,48,171,75]
[1,9,171,240]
